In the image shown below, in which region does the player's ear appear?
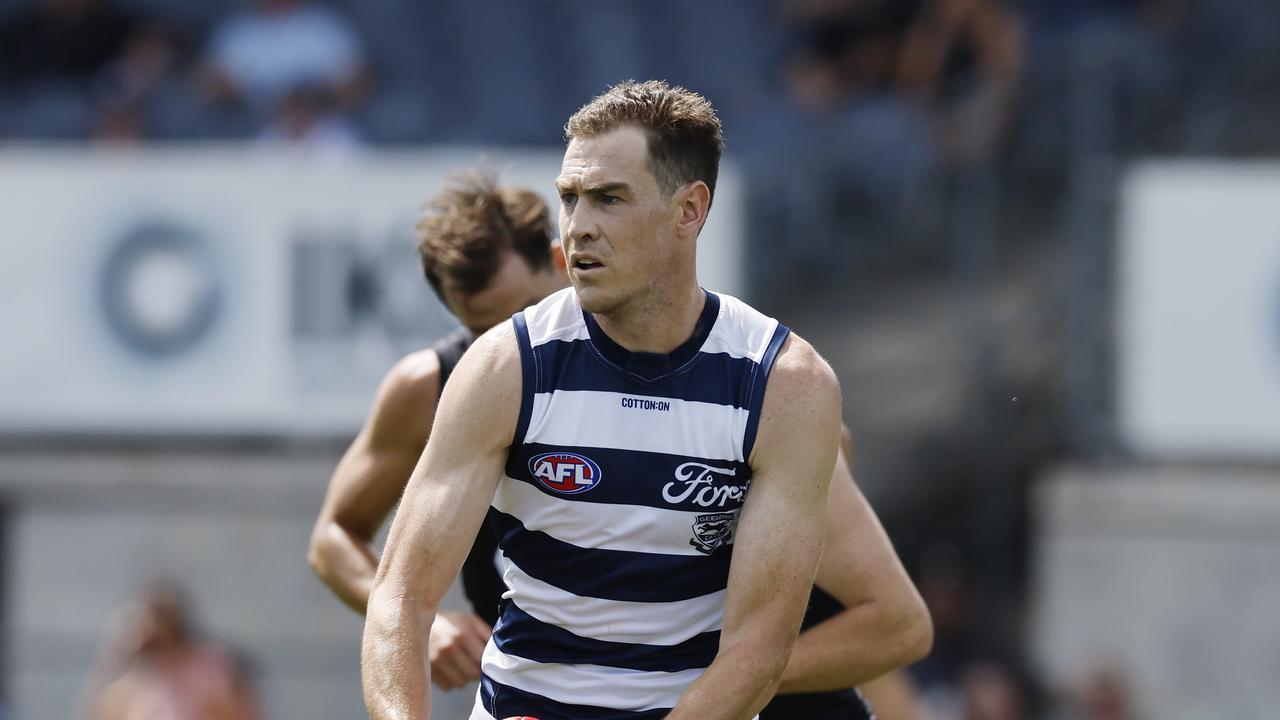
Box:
[549,242,567,274]
[675,181,711,238]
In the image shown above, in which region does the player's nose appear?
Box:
[563,203,599,243]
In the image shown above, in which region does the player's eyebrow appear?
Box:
[554,180,630,196]
[582,182,629,196]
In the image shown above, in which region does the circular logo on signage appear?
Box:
[99,220,222,358]
[1275,251,1280,368]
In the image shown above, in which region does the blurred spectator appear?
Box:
[1058,668,1136,720]
[745,0,946,292]
[776,0,913,113]
[860,670,927,720]
[905,543,1044,720]
[90,24,184,143]
[95,24,180,111]
[92,99,147,143]
[86,582,261,720]
[896,0,1024,167]
[258,85,363,153]
[770,0,1023,187]
[0,0,139,90]
[959,661,1030,720]
[909,543,976,719]
[201,0,369,115]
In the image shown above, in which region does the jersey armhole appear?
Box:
[432,327,472,396]
[742,322,790,461]
[511,313,536,447]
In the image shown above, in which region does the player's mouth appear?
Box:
[571,256,606,275]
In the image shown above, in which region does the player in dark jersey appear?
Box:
[312,170,930,714]
[307,173,568,689]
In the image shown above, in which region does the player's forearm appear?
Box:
[362,589,434,720]
[666,634,792,720]
[308,521,380,614]
[775,598,933,694]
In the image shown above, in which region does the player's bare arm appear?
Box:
[308,350,441,614]
[308,347,493,690]
[362,322,520,720]
[667,334,842,719]
[776,441,933,693]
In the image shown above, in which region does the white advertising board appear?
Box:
[1118,161,1280,459]
[0,146,745,437]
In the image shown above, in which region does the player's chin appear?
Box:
[572,283,617,314]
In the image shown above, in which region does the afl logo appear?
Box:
[529,452,602,495]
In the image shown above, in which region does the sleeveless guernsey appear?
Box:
[432,326,472,390]
[471,287,789,719]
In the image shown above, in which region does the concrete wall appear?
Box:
[1031,464,1280,720]
[0,450,479,720]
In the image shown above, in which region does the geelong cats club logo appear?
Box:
[529,452,601,495]
[690,512,737,554]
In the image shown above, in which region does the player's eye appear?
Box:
[600,195,620,205]
[560,192,577,206]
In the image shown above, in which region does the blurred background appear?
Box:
[1,0,1279,718]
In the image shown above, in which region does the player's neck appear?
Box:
[592,282,706,355]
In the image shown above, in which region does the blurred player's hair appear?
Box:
[565,80,724,205]
[416,172,554,297]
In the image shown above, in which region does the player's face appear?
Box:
[440,247,566,337]
[556,126,681,315]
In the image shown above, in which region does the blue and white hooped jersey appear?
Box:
[471,287,790,720]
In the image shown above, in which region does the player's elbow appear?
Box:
[306,521,339,583]
[850,584,933,673]
[893,591,934,667]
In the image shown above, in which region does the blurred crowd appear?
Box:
[902,543,1140,720]
[0,0,368,147]
[82,583,261,720]
[3,0,1275,159]
[747,0,1280,284]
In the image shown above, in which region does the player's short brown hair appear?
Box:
[565,80,724,203]
[416,173,554,297]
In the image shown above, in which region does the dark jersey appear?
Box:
[758,586,875,719]
[435,326,872,717]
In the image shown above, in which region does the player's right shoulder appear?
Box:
[748,332,842,466]
[362,349,443,446]
[382,348,443,400]
[770,333,839,395]
[460,318,521,372]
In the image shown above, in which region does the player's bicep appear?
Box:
[322,435,419,538]
[721,465,826,641]
[722,336,841,639]
[373,322,521,607]
[319,357,440,537]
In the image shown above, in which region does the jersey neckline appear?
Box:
[580,290,721,382]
